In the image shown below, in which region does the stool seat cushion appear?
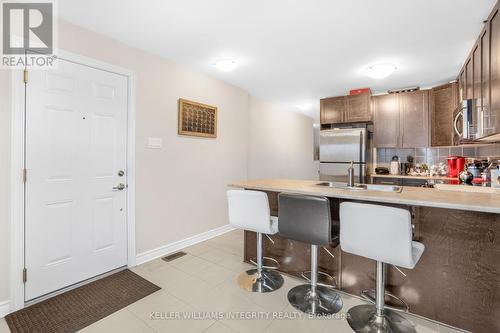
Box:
[278,194,332,246]
[227,190,279,235]
[340,202,425,269]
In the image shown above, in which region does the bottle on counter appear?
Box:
[390,155,400,175]
[347,161,355,187]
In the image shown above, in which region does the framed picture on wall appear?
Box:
[178,98,218,138]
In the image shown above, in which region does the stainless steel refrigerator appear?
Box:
[319,128,369,183]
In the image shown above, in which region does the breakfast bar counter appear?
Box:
[229,178,500,213]
[229,179,500,333]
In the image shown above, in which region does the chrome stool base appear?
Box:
[347,304,416,333]
[237,268,284,293]
[287,284,343,316]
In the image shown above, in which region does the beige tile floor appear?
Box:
[0,230,464,333]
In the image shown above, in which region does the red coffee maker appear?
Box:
[448,155,465,177]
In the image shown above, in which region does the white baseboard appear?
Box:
[135,224,235,266]
[0,300,10,318]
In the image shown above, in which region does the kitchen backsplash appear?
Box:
[375,144,500,169]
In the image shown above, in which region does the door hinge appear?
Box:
[22,268,27,283]
[23,69,28,84]
[22,168,27,183]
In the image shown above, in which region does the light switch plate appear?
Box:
[147,137,163,149]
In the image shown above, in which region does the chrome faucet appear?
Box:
[347,161,355,187]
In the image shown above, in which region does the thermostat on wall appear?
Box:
[147,137,163,149]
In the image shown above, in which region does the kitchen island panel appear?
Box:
[241,191,500,333]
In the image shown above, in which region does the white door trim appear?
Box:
[9,50,137,311]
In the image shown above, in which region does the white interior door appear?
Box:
[25,58,128,301]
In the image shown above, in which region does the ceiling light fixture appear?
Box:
[364,63,397,79]
[214,58,237,72]
[296,104,313,111]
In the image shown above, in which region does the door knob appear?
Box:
[113,183,126,191]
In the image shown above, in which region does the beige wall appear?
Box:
[57,21,251,254]
[0,20,250,303]
[0,21,316,305]
[248,97,318,180]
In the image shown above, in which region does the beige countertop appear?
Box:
[433,183,500,194]
[229,179,500,214]
[370,174,457,181]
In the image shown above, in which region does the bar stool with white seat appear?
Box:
[278,193,343,315]
[340,202,425,333]
[227,189,284,293]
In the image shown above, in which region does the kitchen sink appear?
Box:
[364,184,403,192]
[315,182,403,193]
[316,182,365,190]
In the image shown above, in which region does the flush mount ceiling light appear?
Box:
[364,63,397,79]
[296,104,313,111]
[214,58,237,72]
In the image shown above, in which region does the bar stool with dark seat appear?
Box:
[340,202,425,333]
[227,189,284,293]
[278,193,343,315]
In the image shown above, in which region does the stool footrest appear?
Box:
[301,270,337,288]
[360,289,409,313]
[250,256,280,270]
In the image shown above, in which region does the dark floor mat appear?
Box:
[5,269,160,333]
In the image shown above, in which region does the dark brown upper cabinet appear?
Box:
[400,90,430,148]
[373,94,399,147]
[320,93,371,124]
[458,69,465,101]
[481,25,492,136]
[320,96,345,124]
[373,90,429,148]
[344,93,372,122]
[456,2,500,142]
[465,58,473,101]
[430,83,458,147]
[489,5,500,136]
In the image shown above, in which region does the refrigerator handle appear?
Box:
[359,131,363,183]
